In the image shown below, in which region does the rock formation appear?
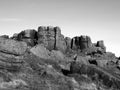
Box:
[0,26,119,90]
[71,35,92,51]
[0,37,27,55]
[37,26,67,52]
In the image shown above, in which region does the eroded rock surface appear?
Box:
[0,26,119,90]
[0,37,27,55]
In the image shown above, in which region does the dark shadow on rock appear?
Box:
[61,69,71,76]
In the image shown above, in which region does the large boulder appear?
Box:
[37,26,67,52]
[0,38,27,55]
[30,44,51,59]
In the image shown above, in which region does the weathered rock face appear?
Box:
[18,29,37,39]
[30,44,66,61]
[37,26,56,50]
[16,29,38,46]
[30,44,51,59]
[71,35,92,51]
[65,37,71,49]
[0,37,27,55]
[96,40,106,52]
[71,36,80,50]
[55,27,67,52]
[0,25,119,90]
[80,35,92,50]
[37,26,67,52]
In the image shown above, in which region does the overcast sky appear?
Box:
[0,0,120,56]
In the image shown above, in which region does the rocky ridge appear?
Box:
[0,26,119,90]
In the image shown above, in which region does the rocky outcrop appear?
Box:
[71,35,92,51]
[96,40,106,52]
[30,44,66,61]
[0,37,27,55]
[0,25,119,90]
[37,26,67,52]
[14,29,38,46]
[65,37,71,49]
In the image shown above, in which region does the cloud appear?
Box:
[0,18,23,22]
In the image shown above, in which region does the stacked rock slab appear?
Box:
[0,37,27,71]
[0,37,27,55]
[17,29,38,46]
[71,35,92,51]
[37,26,67,52]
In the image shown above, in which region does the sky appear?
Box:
[0,0,120,56]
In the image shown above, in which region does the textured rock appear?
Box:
[50,50,65,60]
[96,40,106,52]
[79,35,92,50]
[0,79,27,89]
[37,26,56,50]
[37,26,67,52]
[0,38,27,55]
[30,44,51,59]
[16,29,38,46]
[71,36,80,50]
[0,25,119,90]
[18,29,37,39]
[65,37,71,49]
[71,35,92,51]
[54,27,67,52]
[22,38,36,46]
